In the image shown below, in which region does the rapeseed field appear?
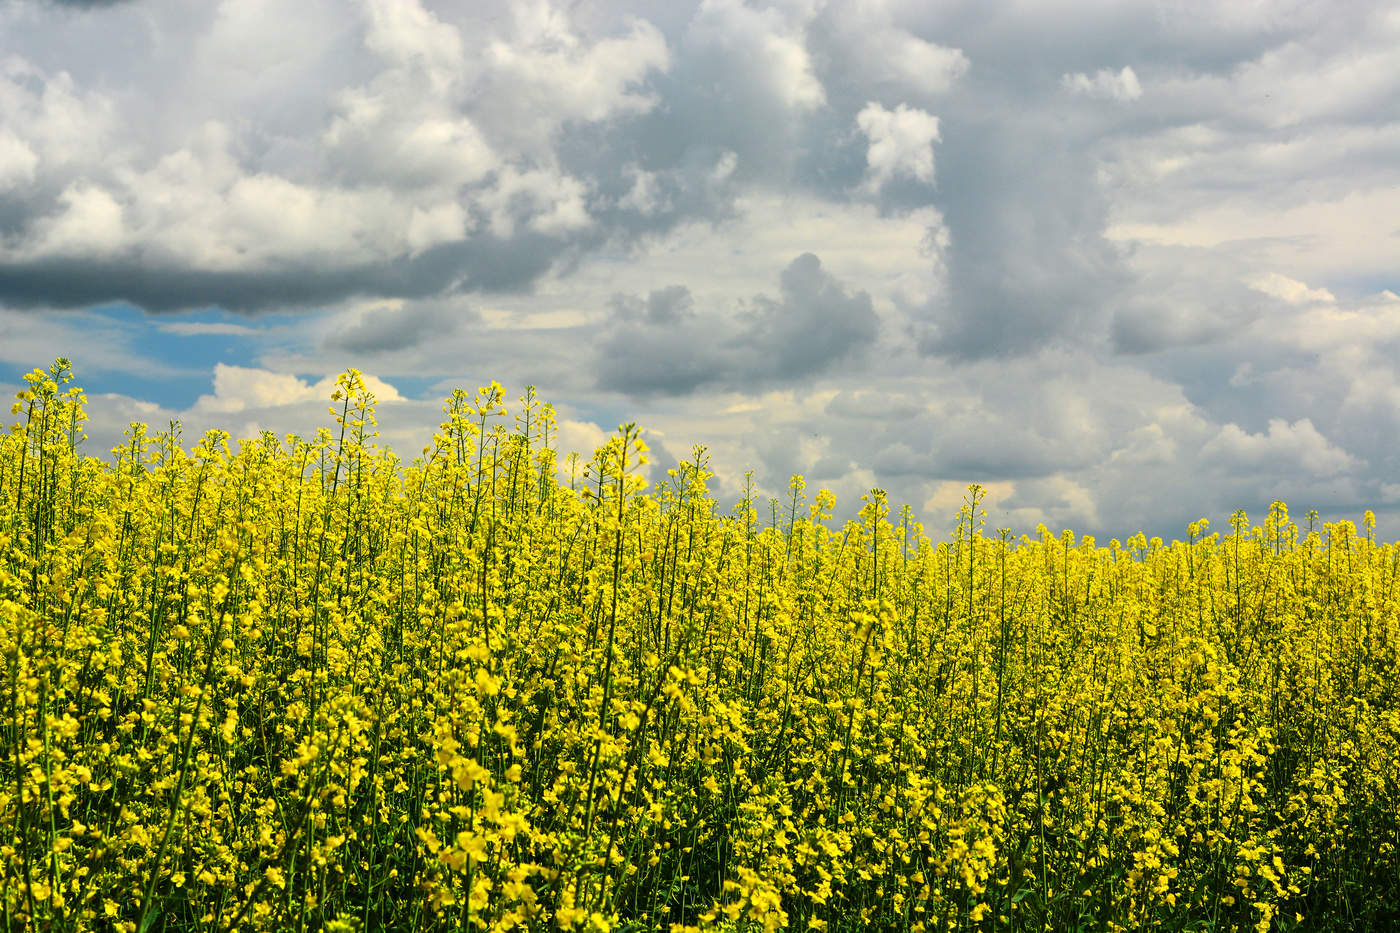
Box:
[2,360,1397,932]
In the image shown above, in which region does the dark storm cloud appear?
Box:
[609,285,695,326]
[597,285,718,396]
[745,252,881,380]
[0,259,384,313]
[913,106,1129,360]
[597,253,878,396]
[0,231,569,313]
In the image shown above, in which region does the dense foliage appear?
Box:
[2,360,1398,932]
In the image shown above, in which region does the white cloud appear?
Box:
[0,127,37,190]
[324,99,496,190]
[1107,185,1400,285]
[856,102,941,192]
[1247,272,1335,304]
[323,1,494,191]
[0,56,123,174]
[221,175,390,261]
[885,37,968,96]
[479,166,592,238]
[9,117,469,269]
[688,0,826,111]
[922,479,1016,523]
[406,201,468,255]
[362,0,466,94]
[617,164,669,216]
[711,151,738,183]
[1062,66,1143,101]
[1214,40,1400,131]
[1201,418,1357,476]
[193,365,322,415]
[189,0,349,106]
[31,183,127,258]
[192,363,403,415]
[828,2,968,96]
[558,418,609,463]
[156,321,260,337]
[483,4,670,146]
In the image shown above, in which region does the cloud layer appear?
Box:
[3,0,1399,540]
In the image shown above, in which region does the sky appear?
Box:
[2,0,1399,542]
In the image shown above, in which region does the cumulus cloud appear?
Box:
[0,1,673,312]
[192,363,403,415]
[478,166,593,238]
[29,183,126,258]
[361,0,466,92]
[1248,272,1336,304]
[478,4,670,149]
[0,55,123,182]
[806,2,967,100]
[1200,418,1358,477]
[323,30,497,195]
[615,164,670,216]
[687,0,825,112]
[1062,66,1143,101]
[851,22,967,97]
[597,253,878,396]
[0,129,38,191]
[856,102,941,193]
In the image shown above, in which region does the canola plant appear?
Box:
[1,360,1398,932]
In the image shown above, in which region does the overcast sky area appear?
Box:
[2,0,1399,541]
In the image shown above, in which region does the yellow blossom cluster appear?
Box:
[1,363,1397,932]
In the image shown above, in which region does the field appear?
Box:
[2,361,1398,932]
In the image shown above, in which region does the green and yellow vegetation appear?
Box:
[2,359,1398,932]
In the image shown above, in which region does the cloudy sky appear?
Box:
[3,0,1398,540]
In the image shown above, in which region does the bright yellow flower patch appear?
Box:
[0,362,1395,931]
